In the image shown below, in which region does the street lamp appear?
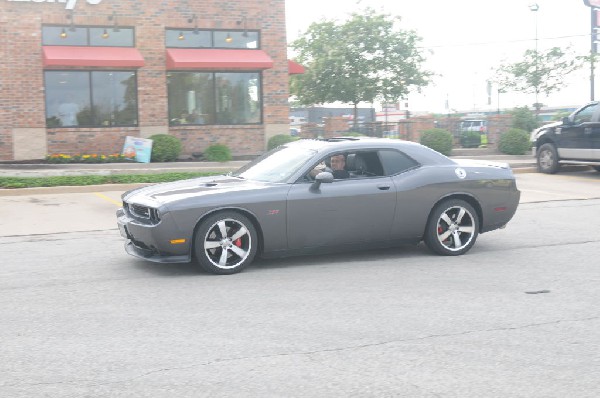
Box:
[529,3,540,118]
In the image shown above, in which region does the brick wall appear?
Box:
[0,0,288,161]
[323,117,350,137]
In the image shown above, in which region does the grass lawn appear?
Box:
[0,172,220,189]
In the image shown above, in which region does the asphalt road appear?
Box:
[1,170,600,397]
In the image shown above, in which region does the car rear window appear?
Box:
[378,149,419,176]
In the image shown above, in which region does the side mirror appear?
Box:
[562,116,572,125]
[311,171,334,190]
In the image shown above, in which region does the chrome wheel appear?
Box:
[435,205,476,252]
[424,199,479,256]
[537,143,559,174]
[538,149,554,170]
[195,211,258,274]
[203,218,252,270]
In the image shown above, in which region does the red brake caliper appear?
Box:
[234,238,242,247]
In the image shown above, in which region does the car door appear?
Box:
[557,103,598,160]
[285,154,396,249]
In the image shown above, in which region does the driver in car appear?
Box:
[310,154,350,179]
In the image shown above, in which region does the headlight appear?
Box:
[125,202,161,224]
[150,208,161,223]
[530,128,540,142]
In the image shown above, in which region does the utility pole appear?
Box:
[529,3,540,119]
[584,1,600,101]
[591,6,596,101]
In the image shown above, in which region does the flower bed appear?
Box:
[46,154,135,164]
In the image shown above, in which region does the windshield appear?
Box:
[232,145,317,182]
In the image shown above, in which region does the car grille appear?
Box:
[124,202,161,224]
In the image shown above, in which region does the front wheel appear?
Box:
[424,199,479,256]
[194,211,258,275]
[537,143,559,174]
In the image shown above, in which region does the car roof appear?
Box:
[285,137,455,166]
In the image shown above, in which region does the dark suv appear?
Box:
[531,101,600,173]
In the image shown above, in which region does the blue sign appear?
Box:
[122,136,153,163]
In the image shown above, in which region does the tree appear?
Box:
[494,47,584,116]
[509,106,538,132]
[289,9,432,128]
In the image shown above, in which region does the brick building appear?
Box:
[0,0,293,161]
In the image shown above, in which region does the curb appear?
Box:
[0,183,149,197]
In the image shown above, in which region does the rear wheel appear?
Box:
[537,143,559,174]
[424,199,479,256]
[194,211,258,275]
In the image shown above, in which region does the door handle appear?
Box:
[377,185,391,190]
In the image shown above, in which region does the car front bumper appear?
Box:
[116,208,192,263]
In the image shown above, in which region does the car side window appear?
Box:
[378,149,420,176]
[573,104,598,124]
[303,150,388,182]
[345,151,384,178]
[304,152,351,181]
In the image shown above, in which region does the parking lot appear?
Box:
[1,170,600,397]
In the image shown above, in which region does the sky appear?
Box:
[284,0,594,114]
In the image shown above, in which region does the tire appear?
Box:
[593,166,600,172]
[194,211,258,275]
[537,143,559,174]
[424,199,479,256]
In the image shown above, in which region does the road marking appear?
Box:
[94,192,121,207]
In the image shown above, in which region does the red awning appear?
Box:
[288,60,305,75]
[42,46,145,68]
[166,49,274,70]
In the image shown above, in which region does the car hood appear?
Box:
[540,121,562,129]
[122,175,276,207]
[531,121,562,139]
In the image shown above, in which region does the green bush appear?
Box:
[420,128,453,156]
[268,134,298,150]
[149,134,182,162]
[460,131,481,148]
[204,144,232,162]
[498,128,531,155]
[510,106,538,132]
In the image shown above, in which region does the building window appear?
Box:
[42,25,135,47]
[45,71,138,128]
[165,29,259,49]
[167,72,261,125]
[166,30,212,48]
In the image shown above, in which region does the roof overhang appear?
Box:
[42,46,145,68]
[288,60,305,75]
[166,48,274,70]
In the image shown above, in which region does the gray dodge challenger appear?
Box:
[117,137,520,274]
